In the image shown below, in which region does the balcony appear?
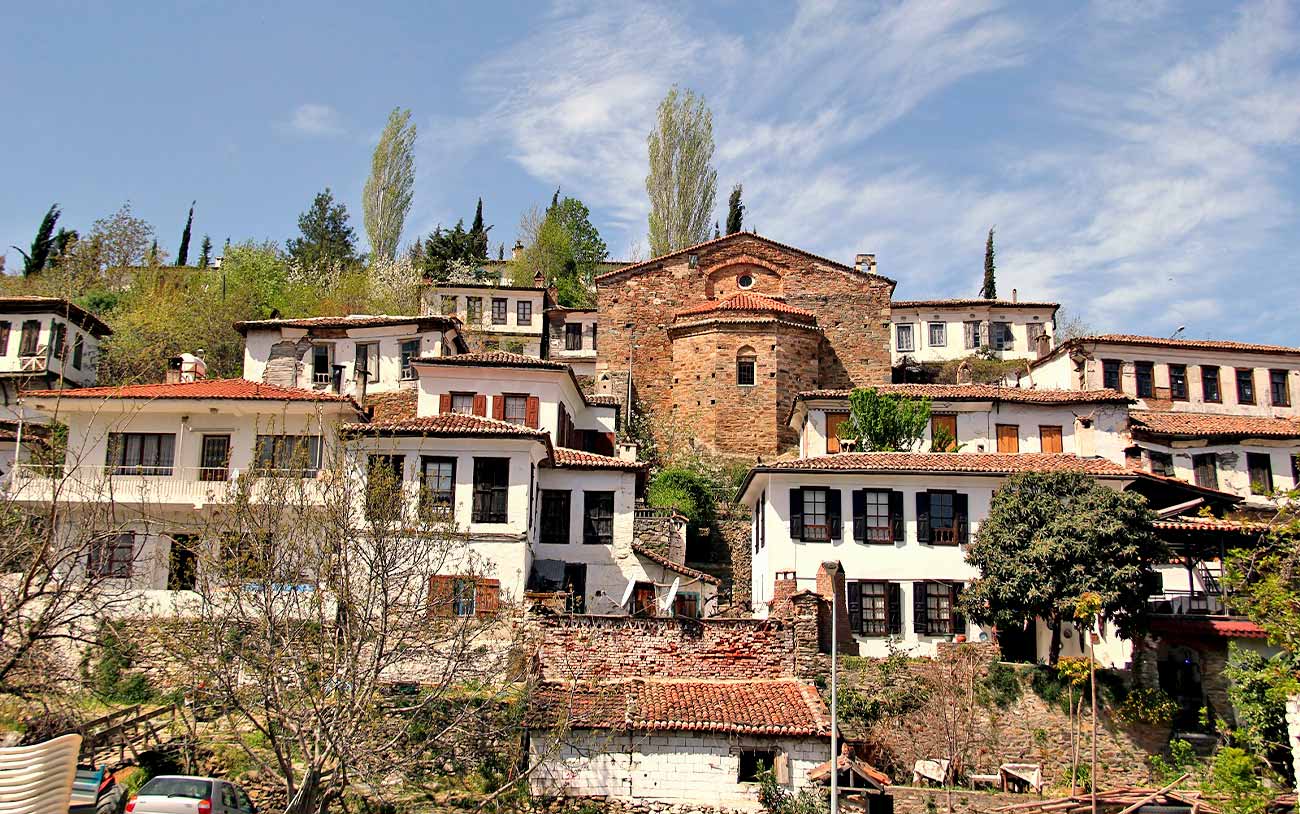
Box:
[7,464,327,508]
[1147,589,1238,618]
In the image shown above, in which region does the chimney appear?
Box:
[512,240,524,261]
[616,441,638,462]
[1035,332,1052,359]
[167,352,208,384]
[854,253,877,274]
[770,571,799,618]
[667,510,688,563]
[815,561,853,653]
[1011,288,1017,303]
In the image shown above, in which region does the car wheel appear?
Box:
[96,784,127,814]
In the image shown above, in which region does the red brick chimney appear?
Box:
[816,561,854,654]
[769,570,799,618]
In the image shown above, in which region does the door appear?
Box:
[996,424,1020,453]
[167,534,198,591]
[1040,425,1063,453]
[931,414,957,451]
[199,435,231,481]
[826,413,851,453]
[630,581,655,617]
[563,563,587,613]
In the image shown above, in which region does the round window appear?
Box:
[737,274,754,289]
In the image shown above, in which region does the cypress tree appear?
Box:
[714,221,720,240]
[471,198,485,236]
[550,188,560,212]
[176,201,195,266]
[11,203,60,275]
[147,239,159,265]
[981,227,997,299]
[198,235,213,268]
[726,184,744,235]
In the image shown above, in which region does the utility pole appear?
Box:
[831,583,839,814]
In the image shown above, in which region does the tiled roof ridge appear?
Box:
[631,543,722,585]
[892,298,1059,309]
[1131,410,1300,438]
[1031,334,1300,369]
[552,447,647,471]
[234,313,460,333]
[345,411,550,438]
[415,350,568,369]
[22,377,360,407]
[675,291,818,320]
[796,384,1130,402]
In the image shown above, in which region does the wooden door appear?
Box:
[996,424,1020,453]
[826,413,850,454]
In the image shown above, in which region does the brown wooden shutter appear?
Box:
[525,396,540,429]
[428,575,454,617]
[472,394,487,416]
[439,393,452,413]
[492,396,505,421]
[1040,425,1063,453]
[996,424,1020,453]
[476,579,500,615]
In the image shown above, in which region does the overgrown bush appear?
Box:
[757,770,827,814]
[1224,644,1298,783]
[1114,688,1178,726]
[85,625,153,704]
[646,467,717,525]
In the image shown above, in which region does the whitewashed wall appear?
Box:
[889,305,1055,363]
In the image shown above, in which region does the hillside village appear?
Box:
[0,224,1298,813]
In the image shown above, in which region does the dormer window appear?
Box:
[737,273,754,289]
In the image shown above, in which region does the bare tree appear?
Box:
[646,86,717,256]
[363,108,417,262]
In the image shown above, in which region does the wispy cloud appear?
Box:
[288,103,345,137]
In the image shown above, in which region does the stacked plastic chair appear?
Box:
[0,733,82,814]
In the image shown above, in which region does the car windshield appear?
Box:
[139,778,212,799]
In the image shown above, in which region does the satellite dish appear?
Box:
[661,578,680,613]
[619,579,637,608]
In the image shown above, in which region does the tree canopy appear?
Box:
[961,471,1161,662]
[362,108,417,261]
[508,196,607,307]
[1225,495,1300,656]
[646,86,717,255]
[839,387,931,452]
[12,203,61,275]
[287,188,359,275]
[175,201,195,266]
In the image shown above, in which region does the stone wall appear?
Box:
[634,509,688,563]
[715,516,752,610]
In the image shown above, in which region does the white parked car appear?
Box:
[125,776,255,814]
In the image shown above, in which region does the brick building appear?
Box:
[595,232,895,456]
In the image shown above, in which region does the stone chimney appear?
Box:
[769,570,799,618]
[853,253,877,275]
[1011,288,1018,303]
[617,441,638,462]
[956,360,974,385]
[815,561,854,654]
[667,511,688,563]
[1035,332,1052,359]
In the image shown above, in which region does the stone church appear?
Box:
[594,232,895,456]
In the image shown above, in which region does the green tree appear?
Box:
[468,197,490,260]
[287,188,358,274]
[1225,495,1300,655]
[11,203,60,275]
[646,86,717,255]
[509,198,607,306]
[838,387,931,451]
[726,183,744,235]
[175,201,195,266]
[414,218,489,283]
[362,107,416,261]
[197,235,213,268]
[961,471,1161,663]
[1224,644,1298,783]
[981,227,997,299]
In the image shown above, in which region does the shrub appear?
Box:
[647,467,717,524]
[1115,688,1178,726]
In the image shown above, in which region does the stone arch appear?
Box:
[736,344,757,386]
[703,255,784,299]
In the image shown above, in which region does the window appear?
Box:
[963,321,981,349]
[931,414,957,452]
[736,353,756,386]
[1202,366,1221,402]
[70,333,82,369]
[255,435,322,476]
[106,433,176,476]
[928,322,946,347]
[450,392,476,414]
[49,323,66,360]
[1248,453,1274,495]
[738,750,777,783]
[847,581,902,636]
[466,297,483,323]
[852,489,901,543]
[471,458,509,523]
[0,321,10,355]
[996,424,1020,453]
[583,491,615,545]
[1135,362,1155,398]
[1270,370,1290,407]
[1149,450,1174,477]
[674,592,700,618]
[354,342,379,382]
[895,324,915,353]
[990,322,1014,351]
[737,273,754,289]
[517,301,532,325]
[1236,368,1255,405]
[198,434,230,482]
[440,295,457,315]
[502,395,528,425]
[1193,453,1218,490]
[1027,323,1046,349]
[790,487,840,542]
[311,344,332,384]
[629,581,656,616]
[420,457,456,519]
[915,581,965,636]
[366,455,405,521]
[18,320,39,356]
[917,491,968,545]
[452,578,476,616]
[1040,425,1063,453]
[540,490,571,545]
[591,323,597,350]
[491,298,508,324]
[565,323,582,350]
[1102,359,1122,391]
[88,532,136,578]
[826,412,852,454]
[1168,364,1188,400]
[400,339,421,380]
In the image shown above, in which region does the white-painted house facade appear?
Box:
[425,284,548,357]
[889,298,1057,364]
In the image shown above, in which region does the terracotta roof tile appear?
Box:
[414,350,569,370]
[343,412,550,441]
[796,385,1131,406]
[1149,617,1268,640]
[755,452,1132,477]
[234,314,459,333]
[1153,516,1268,534]
[1032,335,1300,369]
[892,298,1058,310]
[584,393,621,407]
[527,679,830,736]
[22,378,359,407]
[632,543,721,585]
[551,447,645,471]
[676,291,817,320]
[1131,410,1300,439]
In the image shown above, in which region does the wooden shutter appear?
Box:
[826,413,849,454]
[492,396,505,421]
[851,490,865,543]
[476,579,501,615]
[915,492,930,543]
[951,583,966,635]
[1040,425,1063,453]
[888,583,903,634]
[931,414,957,451]
[890,490,905,541]
[912,582,929,633]
[472,394,487,416]
[790,489,804,540]
[955,494,969,545]
[827,489,842,540]
[439,393,452,413]
[996,424,1019,453]
[428,575,454,617]
[525,396,540,429]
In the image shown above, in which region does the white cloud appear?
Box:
[288,103,345,137]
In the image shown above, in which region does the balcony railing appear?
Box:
[7,464,326,507]
[1148,590,1238,617]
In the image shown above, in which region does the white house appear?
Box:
[889,298,1057,364]
[425,283,548,357]
[545,306,598,377]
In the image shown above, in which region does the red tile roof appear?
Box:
[892,298,1058,310]
[527,678,830,736]
[1153,516,1268,534]
[415,350,569,370]
[796,385,1131,407]
[676,291,817,320]
[234,314,459,334]
[584,393,622,407]
[1131,410,1300,439]
[22,378,360,408]
[1032,334,1300,369]
[632,543,722,585]
[1149,617,1268,640]
[807,754,892,787]
[551,447,646,471]
[343,412,551,441]
[751,452,1131,479]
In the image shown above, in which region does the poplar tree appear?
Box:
[726,183,744,235]
[362,108,416,261]
[176,201,195,266]
[646,86,717,255]
[981,227,997,299]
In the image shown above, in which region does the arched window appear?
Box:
[736,345,757,386]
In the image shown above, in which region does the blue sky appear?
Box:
[3,1,1298,343]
